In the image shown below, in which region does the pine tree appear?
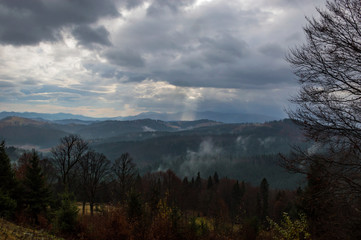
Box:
[232,181,241,206]
[207,176,213,189]
[231,181,242,224]
[195,172,201,189]
[259,178,269,223]
[55,191,79,233]
[0,141,17,193]
[23,151,52,223]
[213,171,219,184]
[0,141,17,218]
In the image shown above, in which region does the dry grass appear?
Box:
[77,202,114,215]
[0,218,63,240]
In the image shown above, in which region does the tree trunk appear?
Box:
[90,202,94,216]
[82,200,86,215]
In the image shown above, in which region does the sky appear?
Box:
[0,0,326,119]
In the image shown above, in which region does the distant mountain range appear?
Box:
[0,115,306,189]
[121,111,278,123]
[0,111,100,121]
[0,116,222,148]
[0,111,279,123]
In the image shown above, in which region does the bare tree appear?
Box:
[286,0,361,189]
[111,152,137,204]
[285,0,361,238]
[80,150,110,215]
[51,135,88,188]
[287,0,361,148]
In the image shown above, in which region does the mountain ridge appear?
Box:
[0,111,279,123]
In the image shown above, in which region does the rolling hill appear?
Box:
[0,116,307,188]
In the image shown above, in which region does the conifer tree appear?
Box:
[23,150,52,223]
[55,191,79,233]
[195,172,201,189]
[232,181,241,206]
[259,178,269,223]
[0,141,17,193]
[213,171,219,184]
[207,176,213,189]
[0,141,17,218]
[231,181,242,224]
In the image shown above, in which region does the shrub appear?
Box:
[55,191,79,234]
[267,212,311,240]
[0,190,16,218]
[78,207,131,240]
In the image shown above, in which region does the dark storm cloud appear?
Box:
[72,25,112,47]
[0,0,119,45]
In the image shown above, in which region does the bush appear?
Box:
[78,207,131,240]
[55,191,79,234]
[0,190,16,218]
[267,212,311,240]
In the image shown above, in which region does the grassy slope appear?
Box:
[0,218,63,240]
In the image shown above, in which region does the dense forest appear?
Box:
[0,137,307,240]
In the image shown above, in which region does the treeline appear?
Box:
[0,135,309,239]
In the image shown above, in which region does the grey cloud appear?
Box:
[150,63,293,89]
[0,0,325,118]
[72,25,112,48]
[23,85,100,97]
[83,62,120,79]
[123,0,145,10]
[103,0,297,90]
[196,98,287,118]
[199,35,249,64]
[0,0,119,45]
[0,80,15,88]
[106,49,145,68]
[17,84,104,105]
[21,78,40,86]
[0,75,15,81]
[147,0,196,16]
[259,43,285,58]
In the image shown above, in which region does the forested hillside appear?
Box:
[1,117,307,188]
